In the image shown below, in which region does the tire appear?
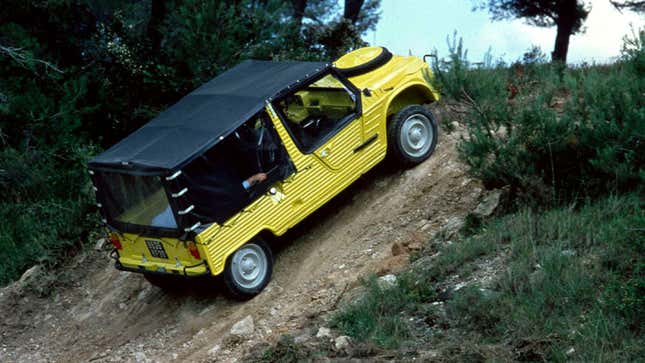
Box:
[223,238,273,300]
[387,105,438,167]
[334,46,393,77]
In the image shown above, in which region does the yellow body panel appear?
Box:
[196,53,438,276]
[115,50,439,277]
[117,234,208,276]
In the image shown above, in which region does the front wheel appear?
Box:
[387,105,438,167]
[223,238,273,300]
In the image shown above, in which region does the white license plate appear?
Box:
[145,239,168,259]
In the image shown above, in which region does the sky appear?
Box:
[365,0,644,64]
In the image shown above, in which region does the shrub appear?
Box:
[0,145,98,285]
[433,32,645,206]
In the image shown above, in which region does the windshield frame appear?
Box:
[90,169,185,238]
[270,68,362,154]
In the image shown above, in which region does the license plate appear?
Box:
[145,239,168,259]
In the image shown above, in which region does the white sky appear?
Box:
[365,0,645,63]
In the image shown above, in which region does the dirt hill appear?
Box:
[0,113,487,363]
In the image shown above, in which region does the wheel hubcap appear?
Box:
[231,244,267,289]
[400,113,433,158]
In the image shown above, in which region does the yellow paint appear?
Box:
[115,48,439,277]
[116,233,208,276]
[334,46,385,70]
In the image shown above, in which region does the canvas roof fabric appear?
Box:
[89,60,329,174]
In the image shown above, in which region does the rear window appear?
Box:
[97,172,177,229]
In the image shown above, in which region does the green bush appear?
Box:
[434,32,645,206]
[0,145,98,285]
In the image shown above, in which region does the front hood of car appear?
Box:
[343,55,428,92]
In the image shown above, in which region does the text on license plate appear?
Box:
[145,239,168,259]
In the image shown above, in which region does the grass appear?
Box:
[331,193,644,361]
[331,273,434,349]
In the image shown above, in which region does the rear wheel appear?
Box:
[387,105,438,167]
[223,238,273,300]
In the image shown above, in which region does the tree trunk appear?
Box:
[291,0,307,27]
[344,0,365,24]
[552,22,572,63]
[147,0,166,55]
[551,0,577,63]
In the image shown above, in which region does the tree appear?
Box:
[475,0,590,63]
[611,0,645,13]
[289,0,381,58]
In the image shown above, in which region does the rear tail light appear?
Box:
[109,233,122,250]
[187,242,201,260]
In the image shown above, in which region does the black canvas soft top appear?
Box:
[88,60,329,174]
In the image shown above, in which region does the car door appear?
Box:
[273,71,363,171]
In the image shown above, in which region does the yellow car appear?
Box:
[88,46,439,299]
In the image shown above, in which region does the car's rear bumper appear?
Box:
[111,249,211,277]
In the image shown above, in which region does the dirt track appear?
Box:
[0,119,484,363]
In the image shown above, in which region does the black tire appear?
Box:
[223,238,273,300]
[387,105,438,167]
[334,47,393,77]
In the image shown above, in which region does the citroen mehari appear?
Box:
[88,46,440,299]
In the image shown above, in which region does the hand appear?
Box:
[246,173,268,186]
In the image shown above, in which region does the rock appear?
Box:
[377,274,397,289]
[230,315,254,337]
[134,352,148,363]
[529,269,545,286]
[137,287,151,302]
[566,347,575,356]
[334,335,351,351]
[316,327,332,339]
[407,242,422,251]
[444,217,464,238]
[478,288,500,300]
[474,189,503,217]
[208,344,221,356]
[376,254,408,276]
[391,242,404,256]
[94,238,107,251]
[18,265,42,286]
[561,249,576,257]
[294,334,309,344]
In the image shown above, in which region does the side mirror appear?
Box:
[362,88,372,97]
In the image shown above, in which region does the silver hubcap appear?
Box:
[400,113,433,158]
[231,244,267,289]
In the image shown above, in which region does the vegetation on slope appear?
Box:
[333,193,643,361]
[325,31,645,361]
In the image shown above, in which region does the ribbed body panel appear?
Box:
[196,56,436,276]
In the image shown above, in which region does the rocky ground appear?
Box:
[0,115,492,362]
